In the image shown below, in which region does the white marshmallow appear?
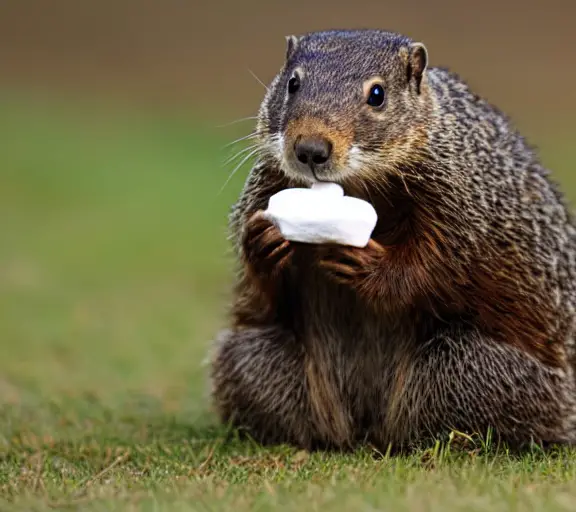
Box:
[263,182,378,248]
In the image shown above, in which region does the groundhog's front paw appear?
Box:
[318,239,385,287]
[242,211,293,279]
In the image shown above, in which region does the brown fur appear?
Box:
[305,344,353,448]
[315,174,566,368]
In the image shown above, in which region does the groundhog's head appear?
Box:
[257,29,435,185]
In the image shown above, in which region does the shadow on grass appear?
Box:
[3,386,576,489]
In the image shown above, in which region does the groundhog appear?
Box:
[209,29,576,451]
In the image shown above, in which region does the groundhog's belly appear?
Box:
[291,265,412,426]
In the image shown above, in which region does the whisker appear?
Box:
[223,143,262,167]
[222,131,259,149]
[358,177,372,200]
[364,170,394,208]
[248,69,269,91]
[218,147,262,196]
[215,116,258,128]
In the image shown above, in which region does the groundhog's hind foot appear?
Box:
[375,329,576,450]
[210,326,317,449]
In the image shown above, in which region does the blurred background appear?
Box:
[1,0,575,428]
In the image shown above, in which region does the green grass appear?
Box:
[1,93,576,511]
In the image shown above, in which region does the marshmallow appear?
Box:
[263,182,378,248]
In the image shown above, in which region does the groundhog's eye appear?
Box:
[366,84,385,107]
[288,75,300,94]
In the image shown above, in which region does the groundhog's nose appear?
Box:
[294,136,333,168]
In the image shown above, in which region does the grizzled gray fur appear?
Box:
[209,29,576,451]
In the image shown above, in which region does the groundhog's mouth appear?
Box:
[282,161,356,188]
[280,149,360,186]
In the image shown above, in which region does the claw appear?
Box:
[267,239,291,263]
[242,211,293,278]
[317,239,385,288]
[319,260,357,277]
[253,226,283,259]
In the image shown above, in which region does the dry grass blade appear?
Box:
[70,451,131,499]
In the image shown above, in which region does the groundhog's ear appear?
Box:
[285,35,300,60]
[406,42,428,94]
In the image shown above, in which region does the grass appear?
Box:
[1,92,576,510]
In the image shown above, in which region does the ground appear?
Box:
[1,95,576,511]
